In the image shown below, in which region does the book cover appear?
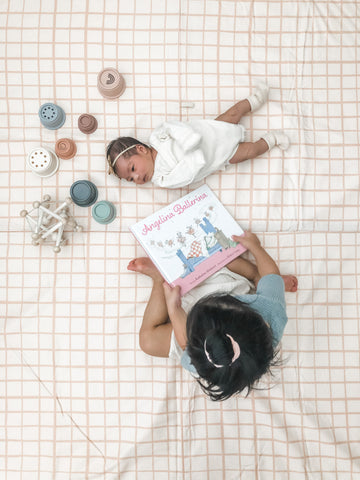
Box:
[130,184,246,295]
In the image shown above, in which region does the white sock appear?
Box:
[246,82,270,112]
[261,130,290,151]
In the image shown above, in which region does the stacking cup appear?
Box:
[97,68,126,99]
[55,138,77,160]
[38,103,66,130]
[27,146,60,178]
[78,114,98,134]
[70,180,98,207]
[92,201,117,224]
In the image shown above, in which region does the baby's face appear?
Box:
[114,145,154,185]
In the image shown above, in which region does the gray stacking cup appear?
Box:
[38,103,66,130]
[92,201,117,224]
[70,180,98,207]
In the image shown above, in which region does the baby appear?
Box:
[106,83,290,189]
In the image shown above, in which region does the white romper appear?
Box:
[149,119,245,189]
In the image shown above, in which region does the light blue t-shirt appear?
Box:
[180,274,288,374]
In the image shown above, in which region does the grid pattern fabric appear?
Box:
[1,1,360,479]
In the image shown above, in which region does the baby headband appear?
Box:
[204,334,241,368]
[111,144,140,168]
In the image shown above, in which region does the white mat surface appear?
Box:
[1,1,359,478]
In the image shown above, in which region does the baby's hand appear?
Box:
[232,231,261,251]
[163,283,182,314]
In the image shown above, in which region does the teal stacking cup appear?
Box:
[39,103,66,130]
[92,201,117,224]
[70,180,98,207]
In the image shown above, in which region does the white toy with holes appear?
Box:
[20,195,82,253]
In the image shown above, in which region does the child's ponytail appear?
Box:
[186,293,277,401]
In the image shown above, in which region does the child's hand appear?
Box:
[163,283,182,314]
[234,231,280,277]
[232,231,261,252]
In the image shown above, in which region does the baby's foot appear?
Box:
[246,82,270,112]
[262,130,290,151]
[127,257,163,281]
[282,275,298,292]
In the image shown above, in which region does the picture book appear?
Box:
[130,184,247,295]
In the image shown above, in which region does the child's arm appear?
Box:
[233,232,280,278]
[162,283,188,350]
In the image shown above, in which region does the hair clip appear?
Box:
[204,334,240,368]
[204,340,223,368]
[227,334,240,363]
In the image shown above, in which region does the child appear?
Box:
[127,231,298,401]
[106,83,290,189]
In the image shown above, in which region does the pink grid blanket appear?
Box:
[1,1,359,479]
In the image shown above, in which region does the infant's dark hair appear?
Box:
[186,294,279,401]
[106,136,149,177]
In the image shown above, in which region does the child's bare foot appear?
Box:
[282,275,298,292]
[127,257,163,281]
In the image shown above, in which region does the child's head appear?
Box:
[186,294,278,401]
[106,137,155,185]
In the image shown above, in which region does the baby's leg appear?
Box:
[128,258,173,357]
[215,99,252,124]
[229,139,269,164]
[229,131,290,164]
[215,82,270,124]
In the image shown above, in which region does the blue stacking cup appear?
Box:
[38,103,66,130]
[92,201,117,224]
[70,180,98,207]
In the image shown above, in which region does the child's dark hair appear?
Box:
[186,294,279,401]
[106,137,149,177]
